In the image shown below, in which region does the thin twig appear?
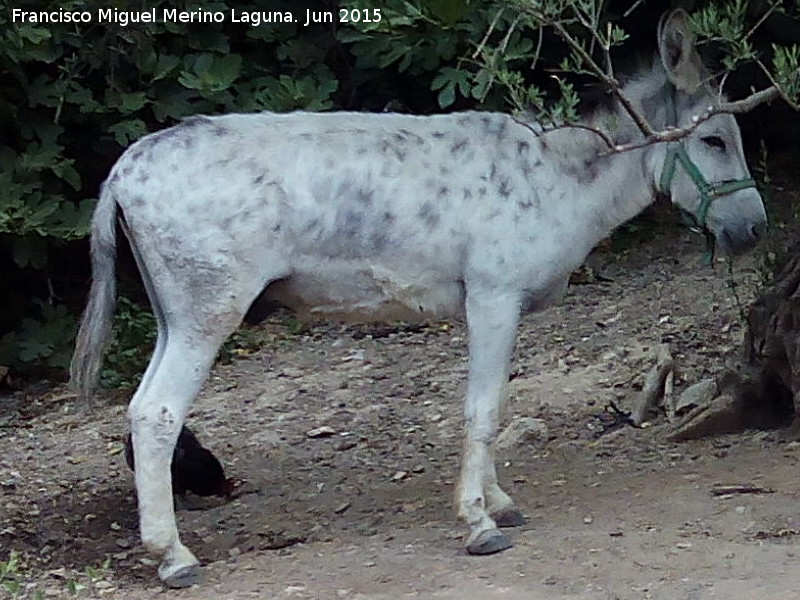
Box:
[755,59,800,111]
[472,8,504,60]
[530,26,544,71]
[511,114,616,148]
[744,2,780,41]
[623,0,646,18]
[499,15,521,56]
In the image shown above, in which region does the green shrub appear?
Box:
[2,0,798,385]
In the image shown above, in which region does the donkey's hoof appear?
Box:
[161,563,203,589]
[491,507,526,528]
[466,529,513,555]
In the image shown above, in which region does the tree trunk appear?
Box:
[739,246,800,427]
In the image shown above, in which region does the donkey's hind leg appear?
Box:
[127,321,235,587]
[125,254,259,586]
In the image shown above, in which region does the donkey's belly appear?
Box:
[263,264,465,323]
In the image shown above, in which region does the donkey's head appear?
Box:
[654,9,767,254]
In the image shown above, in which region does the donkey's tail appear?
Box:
[70,184,118,405]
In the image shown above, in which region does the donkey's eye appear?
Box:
[701,135,726,151]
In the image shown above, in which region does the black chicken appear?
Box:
[124,425,234,499]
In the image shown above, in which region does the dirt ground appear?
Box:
[4,201,800,600]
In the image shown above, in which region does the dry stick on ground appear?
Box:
[631,344,674,426]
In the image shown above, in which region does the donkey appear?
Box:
[71,10,766,587]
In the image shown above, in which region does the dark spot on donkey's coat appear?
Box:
[356,188,374,205]
[379,138,407,162]
[518,190,540,211]
[497,178,513,198]
[565,158,602,185]
[417,202,441,228]
[451,139,470,154]
[180,116,212,128]
[481,115,509,138]
[303,218,322,235]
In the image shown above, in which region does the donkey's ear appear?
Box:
[657,9,704,93]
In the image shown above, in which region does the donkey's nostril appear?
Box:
[751,221,768,240]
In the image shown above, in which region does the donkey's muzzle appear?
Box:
[720,218,767,255]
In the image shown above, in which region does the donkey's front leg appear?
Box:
[457,289,522,555]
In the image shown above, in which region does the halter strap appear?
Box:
[656,83,757,230]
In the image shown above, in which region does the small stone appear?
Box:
[497,417,548,450]
[334,438,357,452]
[674,379,718,417]
[284,585,306,595]
[115,539,131,549]
[583,516,594,524]
[343,349,366,362]
[281,367,304,378]
[307,426,336,438]
[391,471,408,481]
[334,502,351,514]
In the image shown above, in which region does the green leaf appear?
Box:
[152,54,181,82]
[46,199,95,239]
[108,119,148,146]
[120,92,148,112]
[431,67,471,108]
[427,0,470,26]
[50,160,82,190]
[179,54,242,93]
[17,26,52,44]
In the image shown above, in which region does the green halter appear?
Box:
[657,84,757,230]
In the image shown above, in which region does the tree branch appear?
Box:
[512,80,789,157]
[500,1,798,157]
[518,4,656,138]
[600,83,785,155]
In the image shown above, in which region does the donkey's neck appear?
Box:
[536,124,660,247]
[536,71,676,246]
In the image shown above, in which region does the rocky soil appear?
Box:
[3,202,800,600]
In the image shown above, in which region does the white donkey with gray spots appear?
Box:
[72,10,766,587]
